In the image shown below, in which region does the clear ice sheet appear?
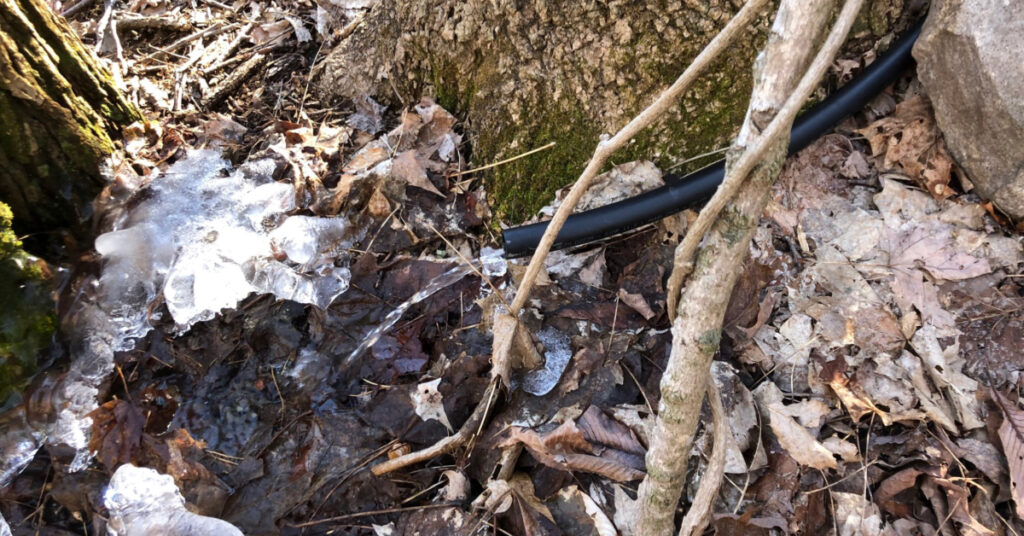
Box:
[344,248,507,366]
[2,149,357,485]
[96,149,353,334]
[104,464,243,536]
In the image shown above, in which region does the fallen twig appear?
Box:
[448,141,557,178]
[203,23,253,75]
[60,0,95,17]
[370,378,501,476]
[202,52,267,108]
[116,15,193,33]
[138,22,236,64]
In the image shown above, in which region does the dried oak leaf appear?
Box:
[821,357,891,425]
[503,420,644,482]
[392,150,445,197]
[89,399,146,472]
[754,382,836,470]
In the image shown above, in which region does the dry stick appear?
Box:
[665,0,866,320]
[138,23,236,64]
[677,375,728,536]
[61,0,95,17]
[448,142,557,178]
[635,2,863,535]
[504,0,769,319]
[371,378,501,476]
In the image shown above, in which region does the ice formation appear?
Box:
[345,248,507,365]
[1,149,357,485]
[520,327,573,396]
[104,464,243,536]
[96,148,352,337]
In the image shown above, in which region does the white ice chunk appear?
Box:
[0,512,11,536]
[268,214,348,264]
[14,149,359,481]
[0,408,40,488]
[104,464,243,536]
[520,327,573,396]
[164,248,254,327]
[95,149,354,335]
[480,247,507,278]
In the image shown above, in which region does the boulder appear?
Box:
[913,0,1024,218]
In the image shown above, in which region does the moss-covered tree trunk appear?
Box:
[0,0,140,238]
[0,0,139,402]
[315,0,913,222]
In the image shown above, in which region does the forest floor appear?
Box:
[2,1,1024,535]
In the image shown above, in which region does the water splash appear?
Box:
[346,248,506,365]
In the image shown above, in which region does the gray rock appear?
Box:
[913,0,1024,218]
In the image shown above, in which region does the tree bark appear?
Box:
[0,0,141,239]
[314,0,913,222]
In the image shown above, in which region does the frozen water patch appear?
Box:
[346,261,473,364]
[345,248,507,365]
[104,464,243,536]
[1,149,357,485]
[96,149,353,335]
[0,408,39,487]
[480,246,507,278]
[519,327,573,396]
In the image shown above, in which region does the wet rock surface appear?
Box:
[913,0,1024,217]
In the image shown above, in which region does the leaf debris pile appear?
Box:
[1,5,1023,536]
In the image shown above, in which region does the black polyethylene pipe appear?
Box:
[502,20,923,258]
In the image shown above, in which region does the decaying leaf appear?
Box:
[502,410,645,482]
[754,382,836,470]
[824,358,892,425]
[411,378,452,432]
[831,492,892,536]
[993,389,1024,521]
[392,150,445,197]
[440,469,470,502]
[553,485,617,536]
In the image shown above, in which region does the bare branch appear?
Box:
[635,0,866,533]
[506,0,770,318]
[677,375,728,536]
[666,0,869,320]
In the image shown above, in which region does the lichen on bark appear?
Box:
[315,0,910,223]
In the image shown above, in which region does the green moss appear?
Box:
[697,329,722,356]
[474,52,754,224]
[0,202,55,404]
[481,103,601,224]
